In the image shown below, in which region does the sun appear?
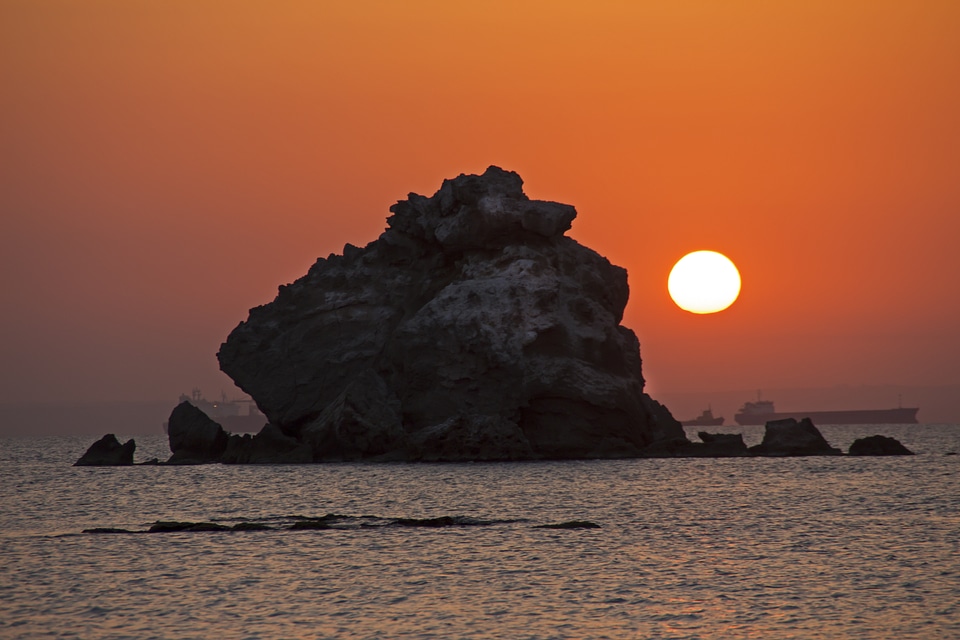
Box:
[668,251,741,314]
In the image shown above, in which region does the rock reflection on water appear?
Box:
[1,425,958,639]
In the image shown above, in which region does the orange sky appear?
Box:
[2,1,959,420]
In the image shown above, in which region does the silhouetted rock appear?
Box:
[749,418,842,456]
[74,434,135,466]
[697,431,749,456]
[166,401,229,464]
[848,435,914,456]
[217,166,684,461]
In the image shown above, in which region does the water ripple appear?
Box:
[1,428,958,638]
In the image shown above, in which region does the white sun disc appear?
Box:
[668,250,741,314]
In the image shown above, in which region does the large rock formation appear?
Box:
[217,166,683,461]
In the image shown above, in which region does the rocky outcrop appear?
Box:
[74,434,135,466]
[166,401,229,464]
[217,166,684,461]
[848,435,914,456]
[749,418,842,456]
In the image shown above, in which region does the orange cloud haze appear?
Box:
[2,1,958,420]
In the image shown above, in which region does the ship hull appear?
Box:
[734,407,919,426]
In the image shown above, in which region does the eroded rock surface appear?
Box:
[217,166,683,461]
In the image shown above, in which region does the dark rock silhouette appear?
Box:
[748,418,842,456]
[217,166,683,461]
[74,434,135,466]
[697,431,749,456]
[166,401,229,464]
[848,435,914,456]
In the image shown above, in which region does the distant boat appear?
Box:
[733,399,919,425]
[164,389,267,433]
[680,407,725,427]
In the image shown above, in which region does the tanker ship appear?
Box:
[734,399,919,425]
[164,389,267,433]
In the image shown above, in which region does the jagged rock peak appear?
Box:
[382,165,577,252]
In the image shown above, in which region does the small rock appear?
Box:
[166,401,229,464]
[697,432,748,456]
[74,434,135,466]
[749,418,842,456]
[849,435,914,456]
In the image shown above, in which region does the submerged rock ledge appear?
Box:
[80,514,601,534]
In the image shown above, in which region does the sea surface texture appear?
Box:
[2,424,958,639]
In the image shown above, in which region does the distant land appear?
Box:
[1,384,957,437]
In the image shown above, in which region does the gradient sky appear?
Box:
[2,1,958,419]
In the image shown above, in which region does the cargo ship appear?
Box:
[680,407,725,426]
[164,389,267,433]
[734,399,919,425]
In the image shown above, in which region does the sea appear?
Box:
[2,423,958,639]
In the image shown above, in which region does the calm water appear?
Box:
[2,424,958,639]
